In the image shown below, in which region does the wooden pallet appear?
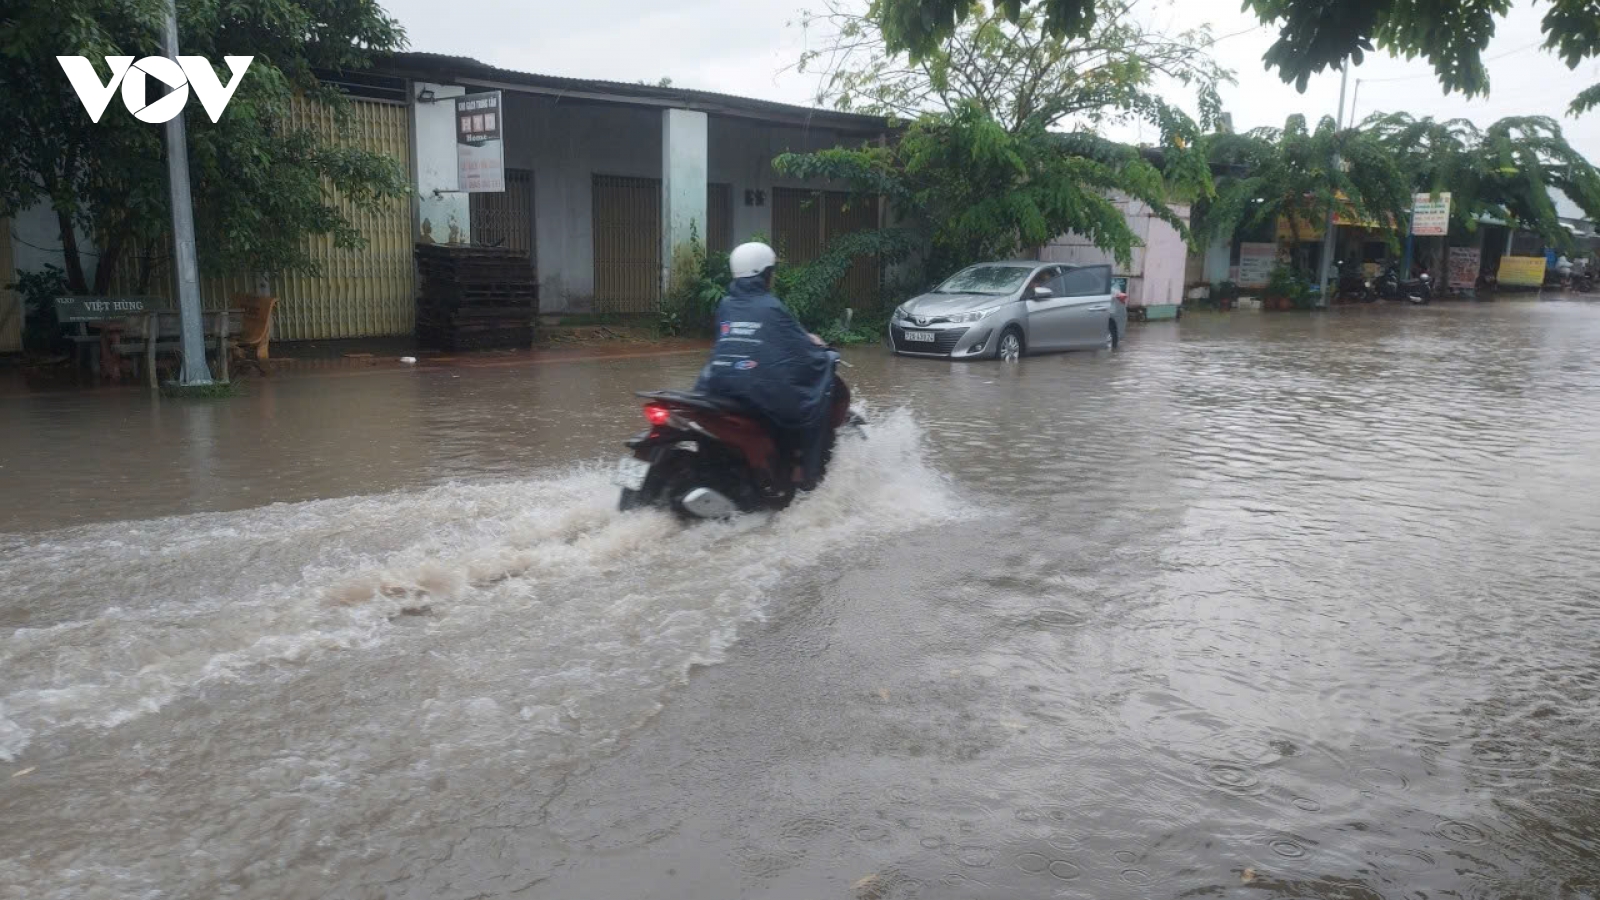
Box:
[414,244,538,351]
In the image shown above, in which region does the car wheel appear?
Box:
[998,328,1024,362]
[1105,319,1119,350]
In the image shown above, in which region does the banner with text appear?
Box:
[1498,255,1547,287]
[1448,247,1481,288]
[1237,242,1279,288]
[1411,193,1451,236]
[456,91,505,193]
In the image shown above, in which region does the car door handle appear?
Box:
[1087,305,1109,312]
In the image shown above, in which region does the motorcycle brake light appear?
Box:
[644,403,672,426]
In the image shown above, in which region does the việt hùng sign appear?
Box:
[54,296,155,322]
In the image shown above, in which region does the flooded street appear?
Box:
[4,301,1600,899]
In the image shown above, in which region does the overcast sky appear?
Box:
[382,0,1600,215]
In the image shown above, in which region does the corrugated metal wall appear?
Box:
[110,97,414,340]
[592,174,662,313]
[707,183,732,253]
[772,187,880,305]
[0,218,20,353]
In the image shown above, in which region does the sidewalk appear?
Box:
[0,327,709,395]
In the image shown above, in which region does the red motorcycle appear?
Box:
[614,353,865,519]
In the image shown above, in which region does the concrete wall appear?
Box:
[1041,197,1192,307]
[707,116,866,248]
[496,92,873,311]
[662,109,708,291]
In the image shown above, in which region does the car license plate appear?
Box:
[614,456,650,490]
[904,330,936,343]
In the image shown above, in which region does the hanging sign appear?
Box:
[456,91,505,193]
[1411,192,1451,236]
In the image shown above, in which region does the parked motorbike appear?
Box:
[1377,264,1433,304]
[1575,272,1595,293]
[1333,259,1375,302]
[614,352,866,519]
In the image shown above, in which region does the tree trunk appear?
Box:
[56,210,89,294]
[91,230,126,296]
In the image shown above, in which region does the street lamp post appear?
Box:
[1317,60,1351,308]
[160,0,213,386]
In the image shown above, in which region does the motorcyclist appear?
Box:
[695,242,835,490]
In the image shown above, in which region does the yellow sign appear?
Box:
[1498,255,1547,287]
[1276,207,1388,244]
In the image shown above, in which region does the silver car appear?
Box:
[888,261,1126,361]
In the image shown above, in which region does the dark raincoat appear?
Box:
[695,276,834,430]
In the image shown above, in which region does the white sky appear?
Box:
[382,0,1600,215]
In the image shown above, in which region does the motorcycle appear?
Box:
[614,351,866,520]
[1377,263,1433,304]
[1333,259,1375,303]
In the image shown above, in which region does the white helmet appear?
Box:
[729,242,777,279]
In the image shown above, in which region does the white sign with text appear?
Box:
[1411,192,1452,236]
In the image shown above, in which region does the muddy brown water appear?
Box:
[2,301,1598,899]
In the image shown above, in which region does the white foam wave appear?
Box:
[0,409,958,764]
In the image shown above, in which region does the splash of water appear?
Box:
[0,409,957,764]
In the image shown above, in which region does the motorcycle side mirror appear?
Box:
[1420,273,1431,281]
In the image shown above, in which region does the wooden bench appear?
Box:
[56,297,241,388]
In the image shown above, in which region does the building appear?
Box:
[0,53,892,348]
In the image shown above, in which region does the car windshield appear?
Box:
[931,265,1033,295]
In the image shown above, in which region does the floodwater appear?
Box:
[3,301,1599,900]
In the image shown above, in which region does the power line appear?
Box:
[1355,40,1545,85]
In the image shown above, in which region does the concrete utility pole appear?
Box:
[1317,60,1351,307]
[161,0,213,386]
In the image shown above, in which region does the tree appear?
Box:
[775,101,1206,282]
[1197,114,1411,265]
[873,0,1600,114]
[1364,112,1600,248]
[795,0,1227,136]
[0,0,412,296]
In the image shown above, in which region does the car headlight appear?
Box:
[893,305,910,320]
[947,308,997,324]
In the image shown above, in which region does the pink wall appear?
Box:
[1041,196,1191,307]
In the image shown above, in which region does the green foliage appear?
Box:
[796,1,1227,137]
[661,227,916,339]
[774,228,921,331]
[1363,112,1600,250]
[658,225,730,337]
[1265,263,1315,309]
[1197,114,1410,259]
[777,102,1200,285]
[6,265,70,352]
[0,0,412,295]
[873,0,1600,115]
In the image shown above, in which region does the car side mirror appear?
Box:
[1032,286,1054,299]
